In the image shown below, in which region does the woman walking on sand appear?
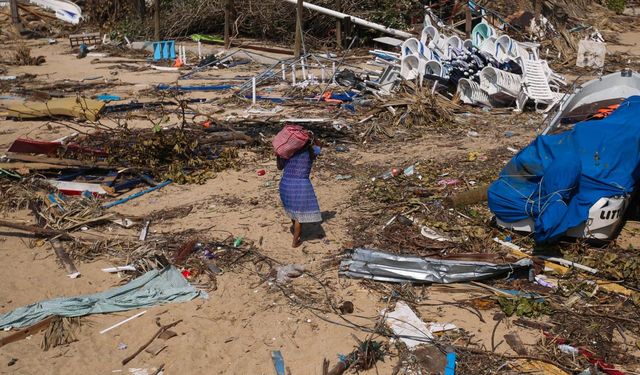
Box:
[277,137,322,248]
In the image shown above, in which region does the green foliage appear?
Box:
[605,0,627,13]
[498,297,551,318]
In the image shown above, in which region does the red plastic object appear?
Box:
[257,169,266,176]
[8,138,106,156]
[543,331,625,375]
[272,124,310,159]
[181,269,191,279]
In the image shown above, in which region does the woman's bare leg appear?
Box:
[292,220,302,248]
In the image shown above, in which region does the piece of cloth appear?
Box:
[488,96,640,243]
[0,266,205,329]
[279,148,322,223]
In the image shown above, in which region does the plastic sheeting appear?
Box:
[339,248,532,283]
[0,266,205,329]
[488,96,640,243]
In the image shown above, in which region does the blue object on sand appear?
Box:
[152,40,176,61]
[271,351,285,375]
[444,351,456,375]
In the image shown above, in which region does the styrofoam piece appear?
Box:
[383,301,433,349]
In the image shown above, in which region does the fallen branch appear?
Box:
[0,220,73,240]
[122,320,182,365]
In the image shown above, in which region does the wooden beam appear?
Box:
[294,0,303,58]
[465,3,472,39]
[153,0,160,40]
[9,0,20,25]
[0,317,54,348]
[534,0,541,17]
[224,0,231,49]
[335,0,342,49]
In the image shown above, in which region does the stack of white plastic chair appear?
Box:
[479,66,522,102]
[400,38,430,80]
[457,78,492,107]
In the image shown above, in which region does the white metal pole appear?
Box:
[300,58,307,80]
[291,63,297,85]
[198,41,202,60]
[282,0,413,39]
[252,76,257,105]
[282,63,286,80]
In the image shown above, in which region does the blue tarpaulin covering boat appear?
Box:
[488,96,640,243]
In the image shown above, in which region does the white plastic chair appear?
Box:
[421,26,446,54]
[457,78,492,107]
[400,55,420,80]
[425,60,445,77]
[479,37,498,59]
[463,39,474,52]
[516,57,564,112]
[472,22,495,48]
[444,35,463,59]
[401,38,422,58]
[495,35,516,62]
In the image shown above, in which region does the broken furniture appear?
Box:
[4,97,105,121]
[69,32,101,47]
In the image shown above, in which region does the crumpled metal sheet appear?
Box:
[339,248,533,284]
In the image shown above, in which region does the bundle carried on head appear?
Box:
[272,124,312,159]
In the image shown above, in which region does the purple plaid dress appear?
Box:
[279,149,322,223]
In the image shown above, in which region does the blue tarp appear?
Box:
[488,96,640,243]
[0,266,206,329]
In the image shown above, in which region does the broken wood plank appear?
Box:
[50,239,80,278]
[0,316,55,348]
[5,153,113,168]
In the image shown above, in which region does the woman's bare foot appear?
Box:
[292,220,302,248]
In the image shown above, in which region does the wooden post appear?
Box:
[534,0,541,17]
[465,3,472,39]
[9,0,20,25]
[294,0,303,58]
[153,0,160,40]
[224,0,231,49]
[136,0,146,19]
[335,0,342,49]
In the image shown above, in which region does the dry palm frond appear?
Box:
[41,316,83,351]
